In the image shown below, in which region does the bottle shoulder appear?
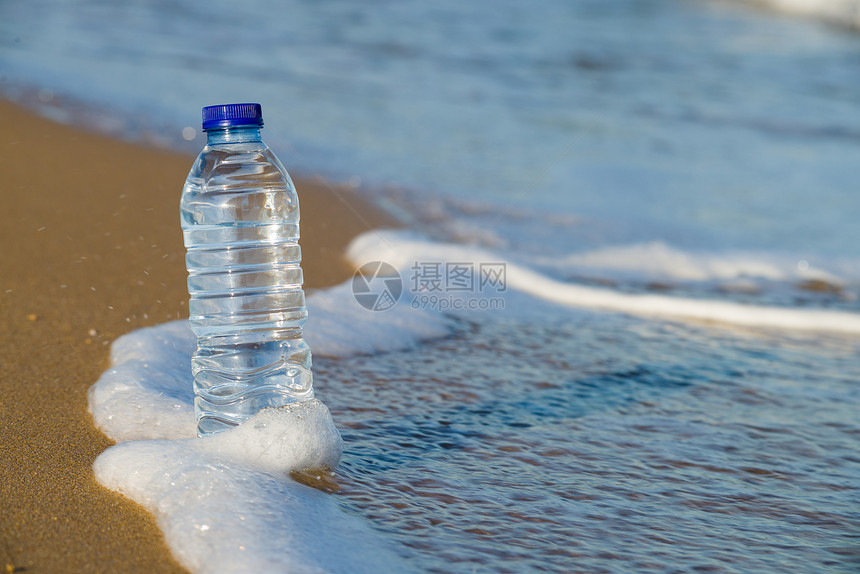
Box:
[181,145,299,228]
[186,145,295,190]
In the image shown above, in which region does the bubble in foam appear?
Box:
[196,400,343,475]
[93,401,409,573]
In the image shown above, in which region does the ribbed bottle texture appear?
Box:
[181,124,313,436]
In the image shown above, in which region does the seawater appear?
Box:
[4,0,860,571]
[321,311,860,572]
[335,231,860,572]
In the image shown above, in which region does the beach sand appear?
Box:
[0,99,393,572]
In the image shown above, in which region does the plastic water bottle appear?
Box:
[181,103,313,437]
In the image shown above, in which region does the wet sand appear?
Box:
[0,99,393,572]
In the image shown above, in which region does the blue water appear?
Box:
[318,310,860,573]
[3,0,860,571]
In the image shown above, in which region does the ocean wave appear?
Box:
[348,230,860,334]
[735,0,860,28]
[533,241,847,284]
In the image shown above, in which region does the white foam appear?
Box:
[93,401,409,574]
[534,241,844,284]
[738,0,860,28]
[347,230,860,334]
[88,279,442,573]
[89,320,198,441]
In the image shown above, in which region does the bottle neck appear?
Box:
[205,126,263,145]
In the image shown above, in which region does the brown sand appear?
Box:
[0,99,394,572]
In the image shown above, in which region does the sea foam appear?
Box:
[89,283,443,573]
[738,0,860,28]
[533,241,845,284]
[93,403,410,574]
[347,230,860,334]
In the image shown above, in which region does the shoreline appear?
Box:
[0,98,394,572]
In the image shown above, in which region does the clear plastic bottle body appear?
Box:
[181,126,313,436]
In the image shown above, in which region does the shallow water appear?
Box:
[318,311,860,572]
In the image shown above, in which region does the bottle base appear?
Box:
[195,386,315,437]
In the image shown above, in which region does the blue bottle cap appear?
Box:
[201,103,264,131]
